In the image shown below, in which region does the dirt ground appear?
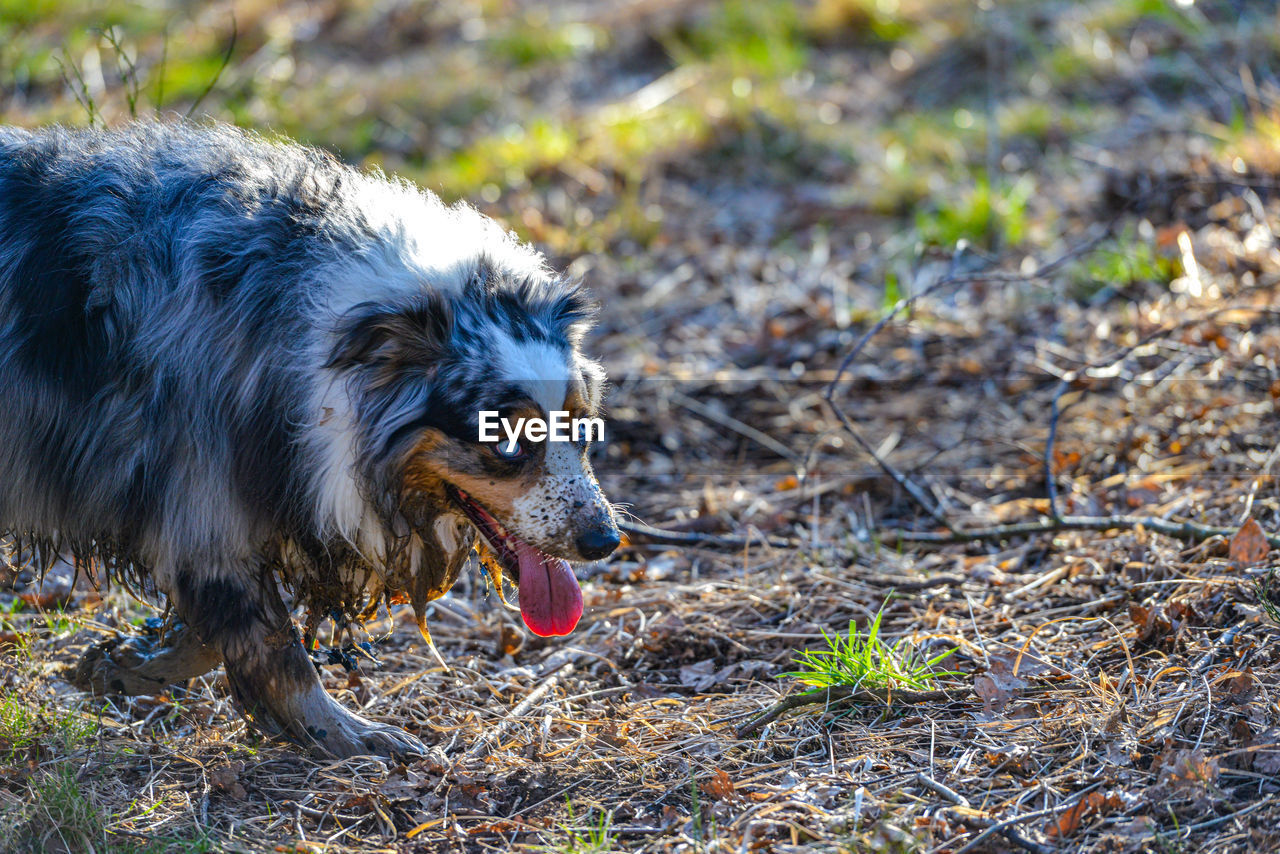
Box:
[3,1,1280,852]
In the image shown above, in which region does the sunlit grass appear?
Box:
[915,173,1035,251]
[536,801,617,854]
[782,605,956,692]
[1068,224,1177,300]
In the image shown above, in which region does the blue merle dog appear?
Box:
[0,122,619,758]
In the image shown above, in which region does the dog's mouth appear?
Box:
[445,485,583,638]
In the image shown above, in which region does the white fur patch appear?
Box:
[507,442,608,553]
[307,376,389,562]
[319,174,549,319]
[499,336,572,415]
[433,513,467,557]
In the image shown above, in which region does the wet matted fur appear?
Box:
[0,122,619,758]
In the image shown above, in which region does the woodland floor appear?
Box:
[4,1,1280,852]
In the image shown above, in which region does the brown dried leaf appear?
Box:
[1046,791,1125,838]
[704,768,736,801]
[1047,792,1096,838]
[1213,669,1255,700]
[1159,749,1220,795]
[1129,602,1173,644]
[678,659,718,691]
[210,763,247,800]
[1229,517,1269,567]
[1251,730,1280,775]
[974,669,1026,715]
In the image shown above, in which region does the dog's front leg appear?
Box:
[171,566,426,760]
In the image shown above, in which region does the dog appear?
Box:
[0,122,620,758]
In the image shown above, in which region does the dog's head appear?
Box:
[330,260,618,637]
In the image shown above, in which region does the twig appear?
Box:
[862,572,967,591]
[668,388,800,466]
[99,27,141,119]
[916,772,970,807]
[619,520,792,550]
[734,685,966,737]
[186,14,237,118]
[463,649,582,760]
[54,51,99,127]
[951,784,1103,854]
[1192,621,1248,672]
[916,773,1050,854]
[1041,303,1278,520]
[877,514,1279,548]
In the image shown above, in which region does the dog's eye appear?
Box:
[493,441,526,460]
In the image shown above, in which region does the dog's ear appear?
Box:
[328,293,454,375]
[540,278,597,346]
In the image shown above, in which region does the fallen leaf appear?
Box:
[678,659,719,691]
[1213,669,1255,700]
[704,768,736,801]
[210,763,247,800]
[1046,791,1125,838]
[1251,729,1280,775]
[1230,517,1269,566]
[1111,815,1155,844]
[1158,749,1220,800]
[1047,793,1095,838]
[974,671,1025,715]
[1129,601,1173,645]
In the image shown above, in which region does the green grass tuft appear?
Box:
[916,174,1035,251]
[1258,570,1280,626]
[675,0,808,76]
[1068,224,1177,300]
[536,800,617,854]
[782,604,956,691]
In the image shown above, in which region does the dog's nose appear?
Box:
[576,526,620,560]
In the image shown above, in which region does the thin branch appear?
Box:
[186,14,237,118]
[463,649,583,761]
[734,685,967,737]
[619,520,792,550]
[1041,303,1280,520]
[917,773,1051,854]
[54,51,98,127]
[878,514,1272,547]
[951,783,1103,854]
[99,27,140,119]
[668,388,800,466]
[154,24,168,112]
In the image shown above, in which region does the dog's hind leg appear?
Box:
[71,621,223,696]
[172,565,426,760]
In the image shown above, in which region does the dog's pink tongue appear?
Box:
[516,543,583,637]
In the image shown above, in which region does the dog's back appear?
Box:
[0,124,349,566]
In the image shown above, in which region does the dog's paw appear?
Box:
[317,720,427,760]
[349,722,428,761]
[68,629,221,696]
[302,705,427,760]
[68,638,167,695]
